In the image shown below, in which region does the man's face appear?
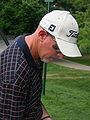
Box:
[38,33,64,63]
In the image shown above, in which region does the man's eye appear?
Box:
[52,45,60,53]
[52,45,59,50]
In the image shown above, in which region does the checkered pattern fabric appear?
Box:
[0,35,43,120]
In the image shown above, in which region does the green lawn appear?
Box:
[42,63,90,120]
[66,54,90,66]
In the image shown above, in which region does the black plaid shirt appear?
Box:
[0,35,43,120]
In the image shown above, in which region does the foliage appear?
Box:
[52,0,90,12]
[75,6,90,53]
[0,0,46,36]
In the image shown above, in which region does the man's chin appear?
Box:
[41,56,64,63]
[41,59,50,63]
[41,58,54,63]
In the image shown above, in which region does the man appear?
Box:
[0,10,81,120]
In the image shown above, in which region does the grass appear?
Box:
[66,54,90,66]
[42,63,90,120]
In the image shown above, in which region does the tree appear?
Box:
[0,0,46,36]
[76,6,90,54]
[52,0,90,12]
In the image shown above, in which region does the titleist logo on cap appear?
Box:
[66,30,78,38]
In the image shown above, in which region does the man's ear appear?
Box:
[38,30,48,42]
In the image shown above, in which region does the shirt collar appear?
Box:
[17,34,38,68]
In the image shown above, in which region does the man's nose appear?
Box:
[57,53,64,58]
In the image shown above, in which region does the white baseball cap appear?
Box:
[40,10,82,57]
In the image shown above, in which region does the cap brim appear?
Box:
[56,38,82,57]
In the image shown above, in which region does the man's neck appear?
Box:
[25,34,39,58]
